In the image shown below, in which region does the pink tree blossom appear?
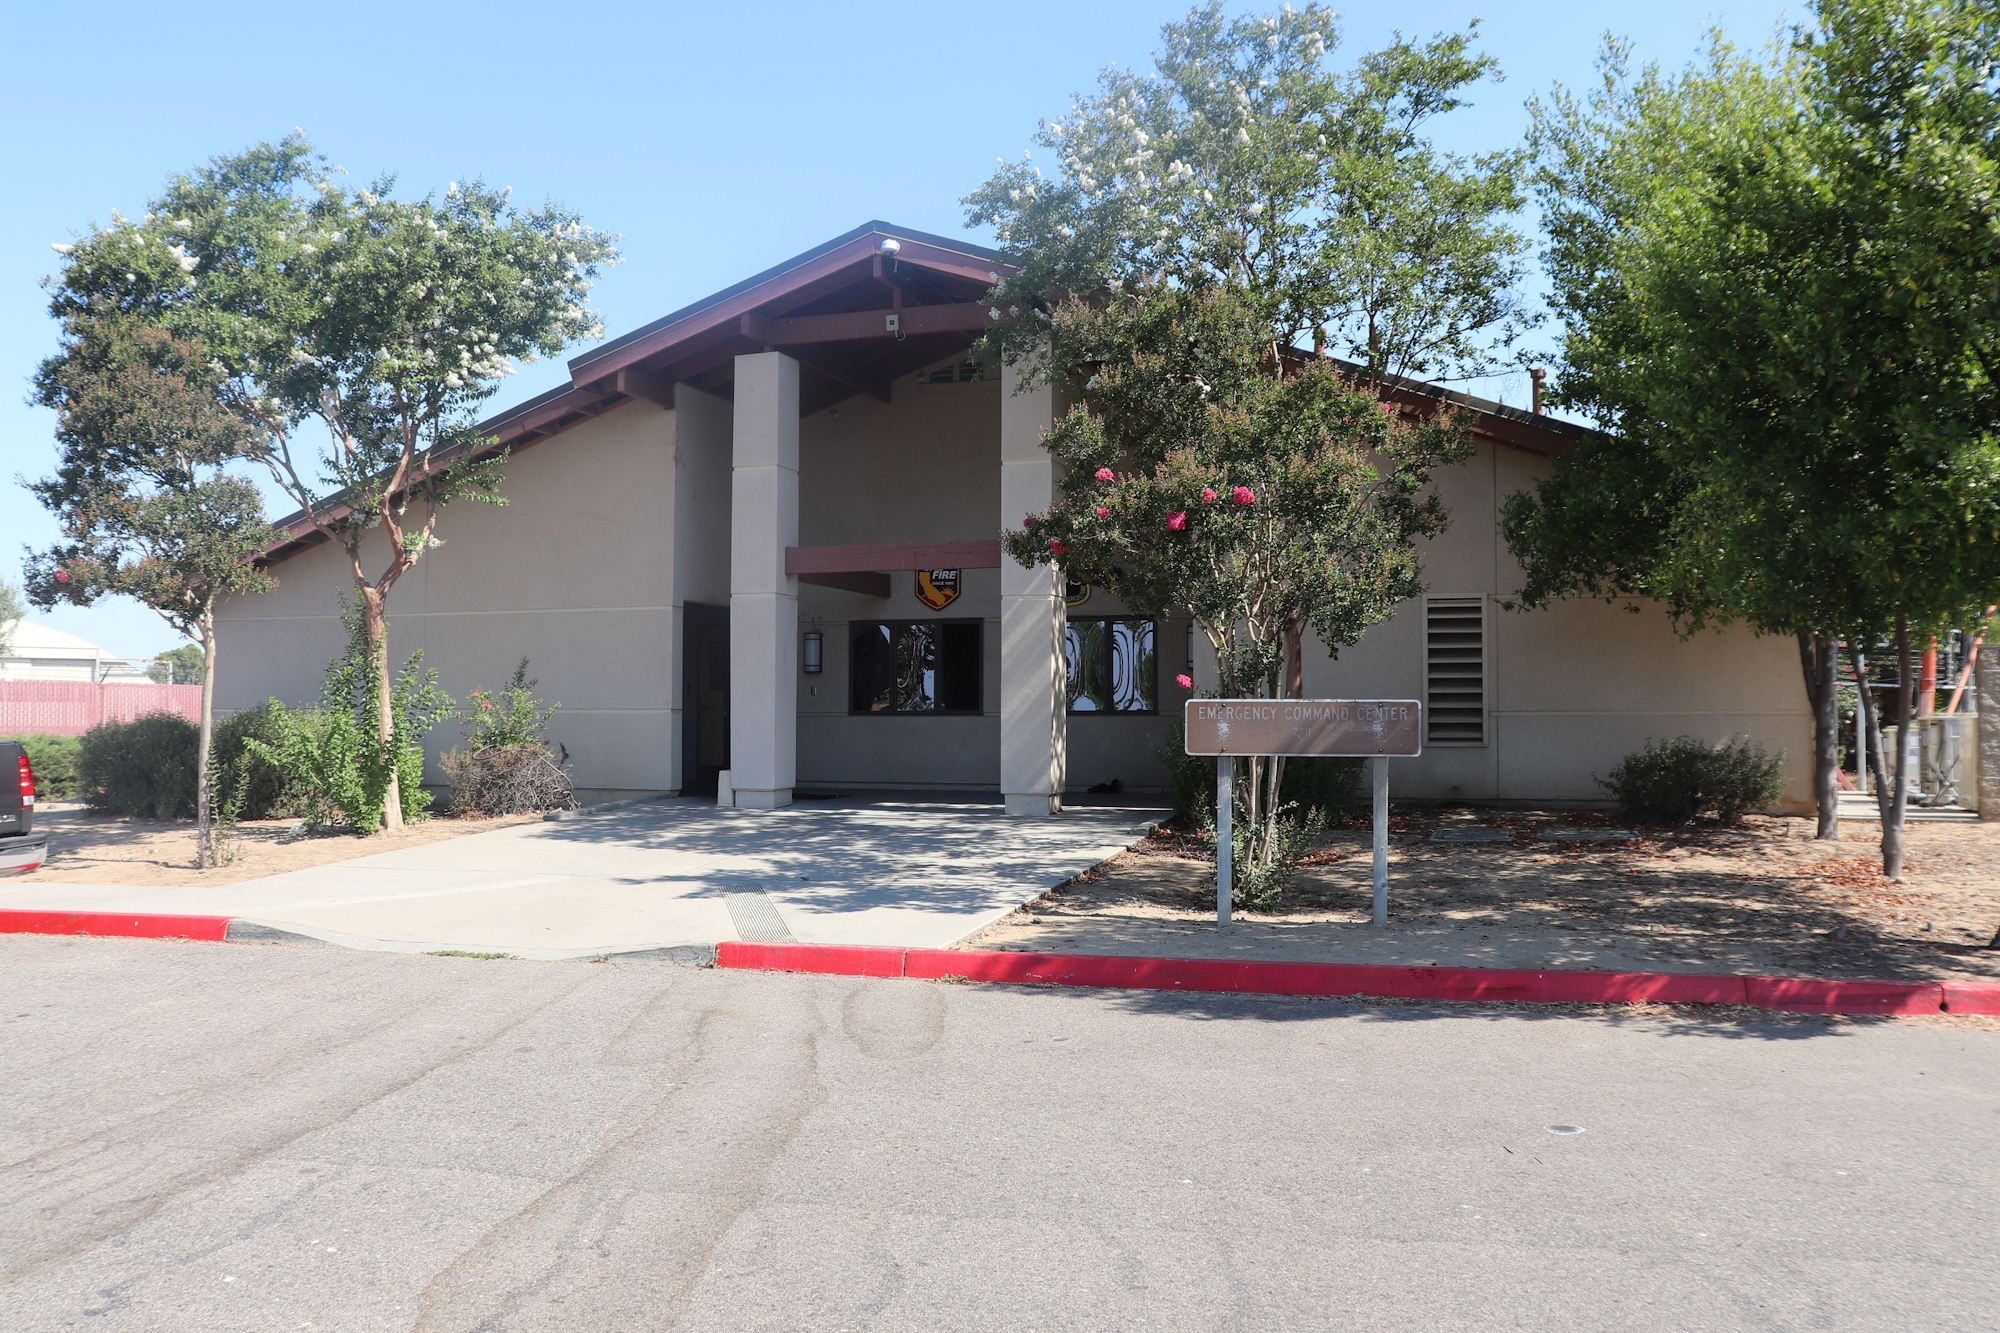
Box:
[1167,512,1187,531]
[1232,486,1255,505]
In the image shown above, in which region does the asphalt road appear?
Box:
[0,936,1994,1332]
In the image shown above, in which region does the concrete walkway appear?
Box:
[0,799,1164,957]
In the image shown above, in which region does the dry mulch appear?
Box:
[970,809,2000,984]
[11,802,544,887]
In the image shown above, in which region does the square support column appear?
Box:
[999,358,1065,816]
[729,352,799,810]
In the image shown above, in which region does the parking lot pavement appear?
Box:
[0,798,1163,955]
[1,935,1995,1332]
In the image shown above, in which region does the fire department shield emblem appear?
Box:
[916,568,961,610]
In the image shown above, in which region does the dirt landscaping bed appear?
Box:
[965,808,2000,983]
[11,803,545,887]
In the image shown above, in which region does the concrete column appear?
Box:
[729,352,799,810]
[999,357,1065,815]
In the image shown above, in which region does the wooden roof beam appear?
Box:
[740,302,997,346]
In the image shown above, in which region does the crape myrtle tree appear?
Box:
[45,136,618,828]
[1503,0,2000,879]
[972,2,1519,887]
[966,2,1535,386]
[25,313,277,866]
[1001,286,1471,888]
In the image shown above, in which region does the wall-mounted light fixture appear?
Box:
[802,630,823,674]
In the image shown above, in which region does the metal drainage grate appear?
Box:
[725,889,796,943]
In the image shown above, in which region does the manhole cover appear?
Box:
[1545,1124,1586,1136]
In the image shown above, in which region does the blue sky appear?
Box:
[0,0,1797,658]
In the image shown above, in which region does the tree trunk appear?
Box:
[196,616,217,869]
[1796,631,1840,840]
[1884,619,1914,880]
[361,588,404,831]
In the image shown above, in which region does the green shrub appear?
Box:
[242,604,452,832]
[1154,715,1364,911]
[1601,734,1786,826]
[76,713,199,819]
[5,733,82,801]
[459,658,561,749]
[210,701,313,820]
[443,659,573,815]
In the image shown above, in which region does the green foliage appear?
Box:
[0,579,23,659]
[41,134,615,828]
[965,2,1533,384]
[1004,286,1472,696]
[5,734,82,801]
[1224,808,1326,912]
[457,659,560,749]
[1155,718,1358,912]
[150,643,204,684]
[1507,1,2000,875]
[1601,735,1786,827]
[75,714,199,820]
[243,604,452,831]
[25,315,278,632]
[442,659,574,815]
[209,700,311,820]
[998,276,1468,895]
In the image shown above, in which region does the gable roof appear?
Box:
[258,221,1581,565]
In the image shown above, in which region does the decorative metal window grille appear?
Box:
[915,357,987,385]
[1425,598,1485,744]
[1065,618,1157,714]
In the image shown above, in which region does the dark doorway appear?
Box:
[683,603,730,795]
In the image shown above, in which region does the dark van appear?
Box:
[0,740,50,876]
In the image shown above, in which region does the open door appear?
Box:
[682,603,730,795]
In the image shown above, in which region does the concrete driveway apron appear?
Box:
[0,799,1163,956]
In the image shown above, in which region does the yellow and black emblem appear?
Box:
[916,568,961,610]
[1064,577,1092,608]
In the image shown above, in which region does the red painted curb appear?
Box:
[722,941,1969,1018]
[1744,976,1944,1015]
[717,940,906,978]
[1943,979,2000,1016]
[0,909,230,942]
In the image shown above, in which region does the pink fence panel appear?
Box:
[0,681,202,737]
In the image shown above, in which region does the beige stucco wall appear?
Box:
[213,398,681,798]
[217,374,1812,811]
[795,373,1003,790]
[1297,437,1814,810]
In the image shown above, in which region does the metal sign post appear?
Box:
[1185,699,1422,927]
[1216,756,1233,925]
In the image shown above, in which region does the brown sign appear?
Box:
[1184,698,1422,757]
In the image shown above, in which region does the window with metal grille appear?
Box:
[1425,598,1485,744]
[850,621,983,714]
[1064,618,1157,713]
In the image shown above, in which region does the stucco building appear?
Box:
[214,222,1816,812]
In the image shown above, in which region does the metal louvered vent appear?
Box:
[1425,598,1486,744]
[916,357,987,385]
